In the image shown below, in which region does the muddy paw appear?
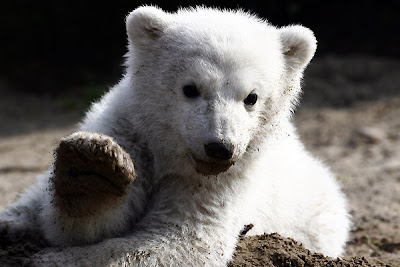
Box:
[50,132,135,217]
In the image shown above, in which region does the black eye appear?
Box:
[244,93,258,106]
[183,84,200,98]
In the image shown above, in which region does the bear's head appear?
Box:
[124,6,316,176]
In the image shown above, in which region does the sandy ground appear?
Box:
[1,56,399,266]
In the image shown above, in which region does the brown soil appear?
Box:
[230,233,388,267]
[1,56,400,266]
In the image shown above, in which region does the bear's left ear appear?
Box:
[126,6,172,47]
[279,25,317,72]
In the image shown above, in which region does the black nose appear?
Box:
[204,142,234,160]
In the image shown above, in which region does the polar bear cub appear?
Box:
[0,6,350,266]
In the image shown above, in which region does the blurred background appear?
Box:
[1,1,399,95]
[1,0,399,137]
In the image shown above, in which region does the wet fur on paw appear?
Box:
[50,132,135,217]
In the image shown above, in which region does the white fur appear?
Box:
[1,6,350,266]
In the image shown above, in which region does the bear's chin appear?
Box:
[194,159,235,176]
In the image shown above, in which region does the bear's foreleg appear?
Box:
[41,132,136,246]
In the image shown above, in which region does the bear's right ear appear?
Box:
[126,6,171,47]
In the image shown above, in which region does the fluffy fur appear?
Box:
[0,6,350,266]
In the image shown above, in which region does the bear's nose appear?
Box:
[204,142,234,160]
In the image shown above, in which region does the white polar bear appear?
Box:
[0,6,350,266]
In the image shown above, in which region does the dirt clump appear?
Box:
[229,233,389,267]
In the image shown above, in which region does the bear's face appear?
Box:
[164,50,279,175]
[124,7,316,176]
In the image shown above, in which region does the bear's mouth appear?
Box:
[192,157,235,176]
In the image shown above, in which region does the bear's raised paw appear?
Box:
[50,132,135,217]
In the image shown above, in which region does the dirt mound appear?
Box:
[229,233,388,267]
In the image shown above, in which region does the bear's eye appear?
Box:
[244,93,258,106]
[183,84,200,98]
